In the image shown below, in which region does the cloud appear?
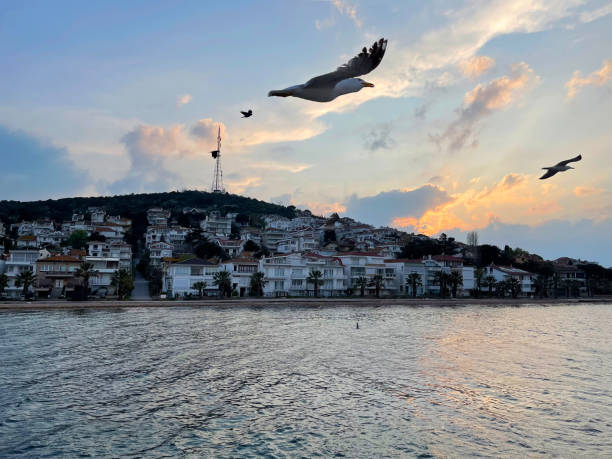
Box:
[343,185,453,227]
[252,161,312,173]
[316,0,362,29]
[573,186,604,197]
[459,56,496,78]
[458,218,612,267]
[579,3,612,23]
[363,123,395,151]
[176,93,192,107]
[414,103,429,119]
[566,60,612,98]
[431,62,538,151]
[110,119,226,193]
[0,125,89,200]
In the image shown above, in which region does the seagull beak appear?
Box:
[362,81,375,88]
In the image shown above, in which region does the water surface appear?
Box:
[1,303,611,457]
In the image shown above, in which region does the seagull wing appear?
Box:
[539,169,558,180]
[304,38,388,89]
[240,111,249,116]
[556,154,582,167]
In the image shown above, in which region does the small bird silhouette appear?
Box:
[240,109,253,118]
[539,154,582,179]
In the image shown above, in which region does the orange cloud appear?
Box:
[390,173,563,235]
[459,56,495,78]
[303,201,346,216]
[573,186,604,197]
[566,60,612,98]
[176,93,192,107]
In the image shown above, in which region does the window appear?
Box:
[274,280,285,290]
[274,268,284,277]
[190,267,203,276]
[291,269,303,276]
[291,279,302,287]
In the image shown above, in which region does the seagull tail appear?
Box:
[268,89,291,97]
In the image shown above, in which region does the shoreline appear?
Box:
[1,296,611,311]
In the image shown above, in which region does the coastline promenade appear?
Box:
[1,296,611,311]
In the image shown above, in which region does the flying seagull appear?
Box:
[539,154,582,180]
[268,38,387,102]
[240,109,253,118]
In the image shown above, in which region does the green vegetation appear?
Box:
[355,276,368,297]
[66,230,89,249]
[0,273,8,297]
[306,269,323,297]
[213,270,232,298]
[15,270,36,299]
[192,281,207,298]
[369,274,384,298]
[75,262,98,300]
[249,272,267,297]
[406,272,422,298]
[111,269,134,299]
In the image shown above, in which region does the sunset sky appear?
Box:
[1,1,611,265]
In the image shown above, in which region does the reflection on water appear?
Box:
[0,304,611,457]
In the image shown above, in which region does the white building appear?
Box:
[164,258,220,297]
[36,231,64,247]
[87,241,132,271]
[89,208,106,224]
[147,208,170,226]
[85,256,120,295]
[149,241,173,267]
[336,252,397,296]
[260,253,346,297]
[3,249,45,298]
[485,264,535,296]
[16,235,38,248]
[221,256,260,297]
[201,211,235,237]
[215,238,245,258]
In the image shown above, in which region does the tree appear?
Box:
[533,275,548,298]
[249,272,267,296]
[195,241,228,261]
[466,231,479,247]
[243,240,260,252]
[66,230,89,250]
[149,267,163,296]
[354,276,368,297]
[88,231,106,242]
[306,269,323,297]
[406,272,422,298]
[213,270,232,298]
[496,280,509,298]
[369,274,384,298]
[15,270,36,299]
[192,281,207,298]
[507,277,522,298]
[75,262,98,300]
[448,270,463,298]
[111,269,134,300]
[474,268,485,297]
[433,271,449,298]
[323,229,336,244]
[485,275,497,295]
[0,273,8,296]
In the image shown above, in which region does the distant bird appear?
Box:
[539,154,582,179]
[268,38,387,102]
[240,109,253,118]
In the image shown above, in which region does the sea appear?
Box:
[1,303,611,458]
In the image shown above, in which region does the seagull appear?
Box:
[240,109,253,118]
[539,154,582,179]
[268,38,387,102]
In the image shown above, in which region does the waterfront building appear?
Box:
[3,249,47,298]
[485,264,535,296]
[221,256,259,297]
[85,256,120,295]
[35,255,83,298]
[164,258,220,297]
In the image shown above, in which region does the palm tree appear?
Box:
[75,262,98,300]
[448,270,463,298]
[533,275,548,298]
[369,274,384,298]
[406,272,422,297]
[474,268,485,297]
[306,269,323,297]
[192,281,207,298]
[111,269,134,300]
[15,270,36,299]
[433,271,449,298]
[354,276,368,297]
[507,277,522,298]
[496,279,509,298]
[213,270,232,298]
[0,273,8,297]
[249,272,267,297]
[485,275,496,296]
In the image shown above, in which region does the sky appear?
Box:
[1,0,611,265]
